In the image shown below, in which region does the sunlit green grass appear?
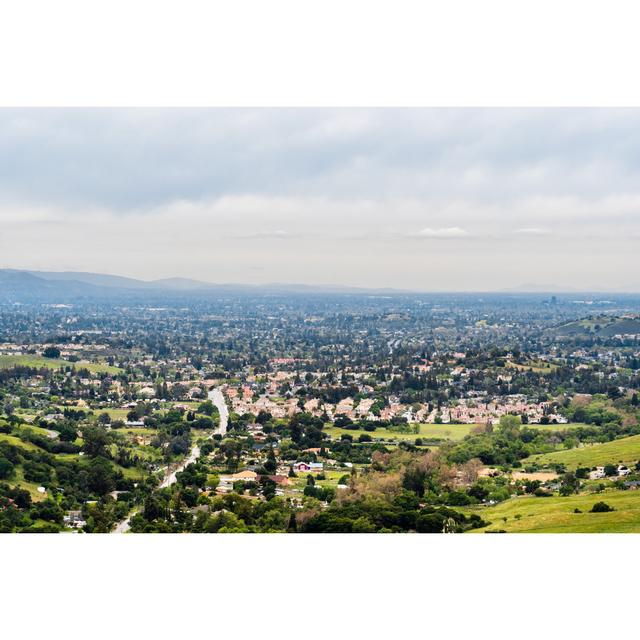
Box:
[0,432,41,451]
[12,466,49,502]
[463,489,640,533]
[525,434,640,469]
[323,423,480,442]
[0,354,121,374]
[506,360,558,374]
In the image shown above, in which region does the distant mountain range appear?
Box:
[0,269,637,303]
[24,270,216,291]
[504,283,582,293]
[0,268,410,302]
[505,283,640,293]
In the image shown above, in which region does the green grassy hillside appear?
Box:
[550,315,640,338]
[0,354,120,374]
[525,434,640,469]
[464,489,640,532]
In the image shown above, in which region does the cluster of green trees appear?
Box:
[446,408,638,467]
[0,433,146,532]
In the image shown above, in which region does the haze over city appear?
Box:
[1,108,639,291]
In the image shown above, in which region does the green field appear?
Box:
[323,423,480,442]
[323,422,582,444]
[119,427,157,436]
[506,360,558,374]
[0,354,121,374]
[16,424,58,438]
[290,469,350,491]
[12,467,48,501]
[525,434,640,469]
[528,422,588,432]
[0,432,41,452]
[464,489,640,532]
[96,408,130,421]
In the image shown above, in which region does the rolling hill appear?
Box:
[549,315,640,338]
[0,268,411,303]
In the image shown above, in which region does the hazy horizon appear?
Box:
[1,108,639,291]
[4,266,640,294]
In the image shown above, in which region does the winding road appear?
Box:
[112,387,228,533]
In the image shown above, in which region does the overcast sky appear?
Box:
[1,108,639,291]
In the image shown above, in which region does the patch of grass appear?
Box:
[506,360,558,374]
[118,427,157,436]
[290,469,348,490]
[323,423,479,443]
[0,354,121,374]
[525,434,640,469]
[463,489,640,533]
[95,408,130,421]
[16,424,57,439]
[0,432,41,452]
[527,423,589,432]
[11,466,48,502]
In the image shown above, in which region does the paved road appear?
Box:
[112,387,228,533]
[209,387,229,435]
[158,442,201,489]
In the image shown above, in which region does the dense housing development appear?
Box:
[2,274,640,533]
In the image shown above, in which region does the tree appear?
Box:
[143,495,166,521]
[43,346,61,359]
[416,512,446,533]
[402,465,428,497]
[559,472,580,496]
[351,516,376,533]
[256,410,272,425]
[498,414,521,434]
[198,400,215,416]
[260,478,276,500]
[31,499,63,524]
[82,427,111,458]
[56,422,78,442]
[263,448,277,474]
[459,458,483,484]
[0,457,15,480]
[9,487,32,509]
[86,457,116,495]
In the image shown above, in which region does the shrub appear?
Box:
[0,457,15,480]
[43,346,61,359]
[590,501,614,513]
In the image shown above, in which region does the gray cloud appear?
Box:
[0,108,639,290]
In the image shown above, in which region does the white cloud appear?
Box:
[413,226,469,238]
[236,229,297,239]
[513,227,551,235]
